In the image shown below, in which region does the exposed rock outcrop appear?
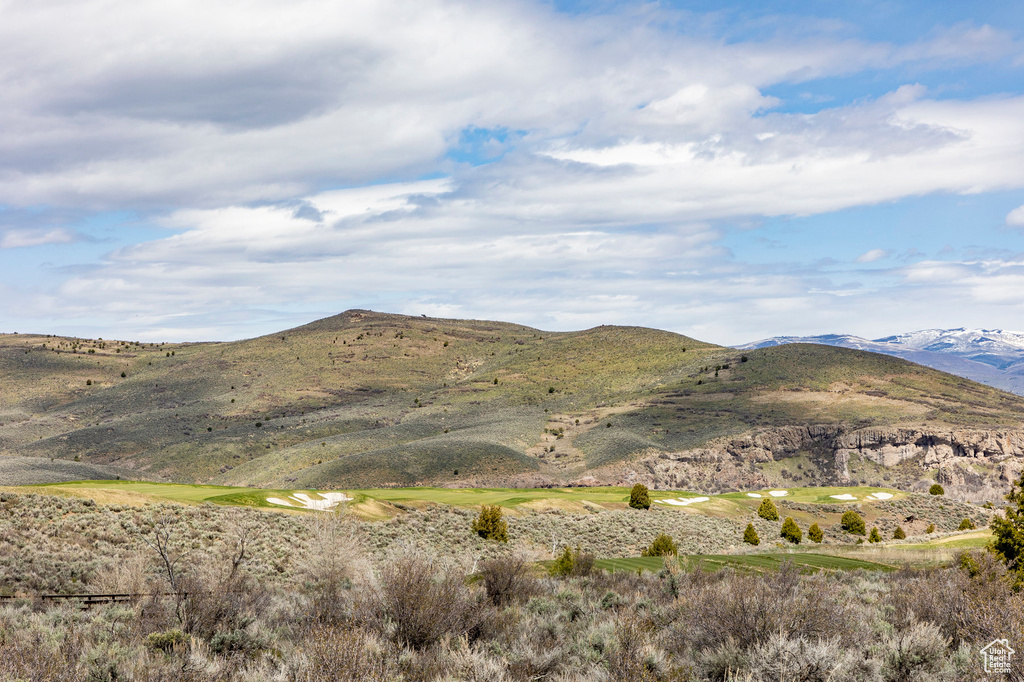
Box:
[616,424,1024,502]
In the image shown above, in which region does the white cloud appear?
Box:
[0,228,77,248]
[856,249,889,263]
[0,1,1017,211]
[1007,205,1024,226]
[1,2,1023,343]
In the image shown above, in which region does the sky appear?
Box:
[1,0,1023,345]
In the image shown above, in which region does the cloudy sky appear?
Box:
[1,0,1023,345]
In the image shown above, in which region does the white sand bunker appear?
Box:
[656,496,710,506]
[868,492,894,500]
[267,491,351,511]
[747,493,762,498]
[831,493,857,500]
[769,490,788,497]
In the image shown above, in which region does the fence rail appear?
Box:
[0,592,178,607]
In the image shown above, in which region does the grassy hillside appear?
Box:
[1,310,1023,488]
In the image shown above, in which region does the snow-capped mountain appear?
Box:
[737,328,1024,395]
[874,329,1024,371]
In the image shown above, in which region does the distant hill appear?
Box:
[2,311,1023,499]
[737,328,1024,395]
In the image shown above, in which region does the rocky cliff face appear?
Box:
[618,424,1024,502]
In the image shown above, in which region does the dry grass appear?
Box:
[0,486,1021,681]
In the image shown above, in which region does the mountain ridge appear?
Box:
[2,310,1024,501]
[737,328,1024,395]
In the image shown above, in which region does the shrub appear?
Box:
[471,505,508,542]
[757,498,779,521]
[479,555,535,606]
[780,517,802,544]
[209,628,265,656]
[743,523,760,546]
[880,620,949,682]
[300,511,371,623]
[893,526,906,540]
[145,629,187,653]
[958,517,975,531]
[303,625,391,681]
[841,510,866,535]
[628,484,651,510]
[869,527,881,543]
[808,523,823,543]
[926,523,935,534]
[929,484,945,496]
[642,533,678,557]
[748,632,842,681]
[549,545,595,578]
[370,550,479,649]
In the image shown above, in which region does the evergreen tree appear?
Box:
[991,470,1024,582]
[841,510,866,535]
[929,484,945,496]
[743,523,760,546]
[548,546,594,578]
[780,517,802,544]
[808,523,824,543]
[893,526,906,540]
[549,545,576,577]
[642,533,678,557]
[629,484,651,510]
[869,527,881,543]
[958,518,976,530]
[472,505,508,542]
[757,498,779,521]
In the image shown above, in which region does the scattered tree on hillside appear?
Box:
[743,524,760,546]
[959,518,976,531]
[929,484,945,496]
[628,484,651,510]
[780,517,802,544]
[869,527,881,543]
[893,526,906,540]
[757,498,779,521]
[472,505,508,542]
[926,523,936,534]
[549,545,594,578]
[841,510,866,536]
[991,470,1024,583]
[642,533,678,557]
[808,523,824,543]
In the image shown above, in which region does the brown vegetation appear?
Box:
[0,489,1020,680]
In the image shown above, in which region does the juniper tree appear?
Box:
[743,523,760,546]
[642,533,678,557]
[628,484,651,510]
[991,470,1024,581]
[841,510,866,536]
[780,517,802,544]
[808,523,824,543]
[472,505,508,542]
[757,498,779,521]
